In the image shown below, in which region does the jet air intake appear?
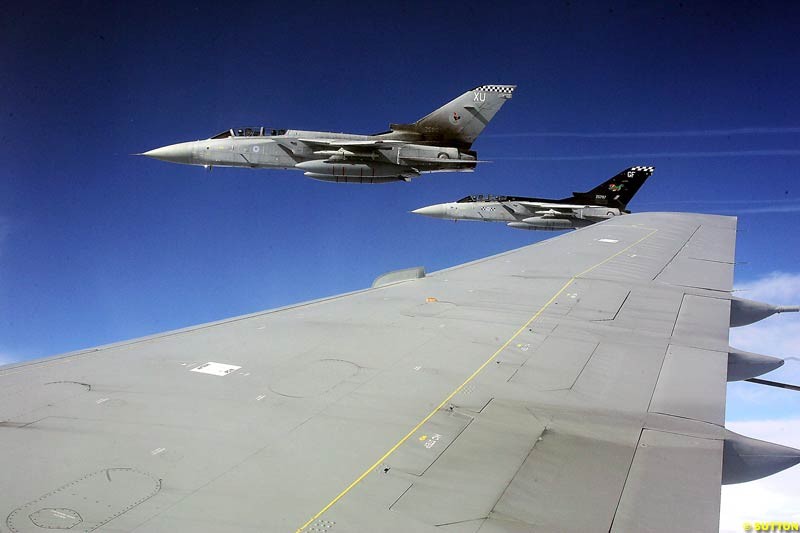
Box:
[729,297,800,327]
[295,160,419,183]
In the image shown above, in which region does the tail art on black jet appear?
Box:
[570,165,653,211]
[412,166,654,231]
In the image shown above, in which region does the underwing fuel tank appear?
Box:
[508,217,575,231]
[295,160,419,183]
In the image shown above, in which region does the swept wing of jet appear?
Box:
[413,165,653,230]
[2,212,798,532]
[140,84,515,183]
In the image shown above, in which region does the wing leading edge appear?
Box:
[1,212,797,533]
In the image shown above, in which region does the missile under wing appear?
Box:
[1,213,798,532]
[141,84,516,183]
[413,165,653,230]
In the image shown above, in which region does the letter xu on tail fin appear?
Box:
[413,84,516,149]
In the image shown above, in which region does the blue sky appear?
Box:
[3,1,800,360]
[2,1,800,524]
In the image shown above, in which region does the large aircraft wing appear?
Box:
[2,213,798,532]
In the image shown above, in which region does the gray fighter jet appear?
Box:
[141,84,515,183]
[413,165,653,230]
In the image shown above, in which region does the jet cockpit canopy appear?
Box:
[456,194,510,203]
[210,127,288,139]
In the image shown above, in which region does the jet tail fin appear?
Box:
[570,166,654,210]
[391,85,516,149]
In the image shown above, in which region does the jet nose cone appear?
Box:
[142,142,194,164]
[411,204,446,218]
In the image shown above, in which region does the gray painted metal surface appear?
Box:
[727,347,785,381]
[371,266,426,288]
[730,296,800,327]
[140,85,515,183]
[1,212,798,532]
[412,166,652,231]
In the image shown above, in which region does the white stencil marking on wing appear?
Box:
[190,362,242,376]
[597,238,619,243]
